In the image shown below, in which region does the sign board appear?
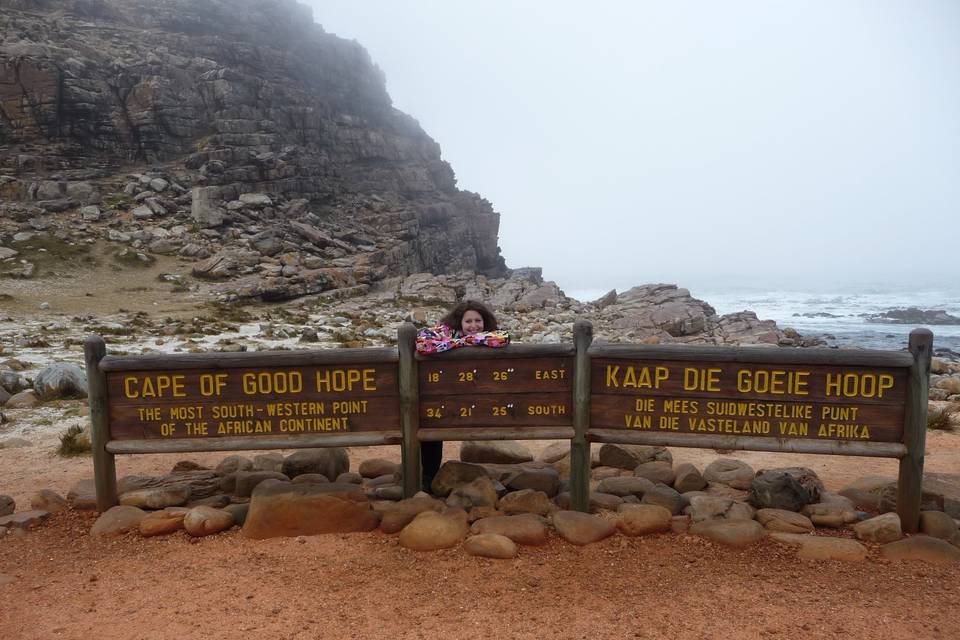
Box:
[105,363,400,440]
[591,359,907,443]
[418,356,572,428]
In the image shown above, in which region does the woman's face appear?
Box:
[461,310,485,335]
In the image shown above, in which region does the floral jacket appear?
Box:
[415,324,511,354]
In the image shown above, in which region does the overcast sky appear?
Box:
[306,1,959,294]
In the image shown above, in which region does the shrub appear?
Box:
[57,424,92,457]
[927,405,958,432]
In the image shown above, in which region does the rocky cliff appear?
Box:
[0,0,506,300]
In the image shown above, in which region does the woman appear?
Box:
[416,300,510,491]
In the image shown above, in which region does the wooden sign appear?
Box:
[419,356,572,428]
[590,358,908,442]
[105,363,400,439]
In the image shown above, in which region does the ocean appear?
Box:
[565,286,960,354]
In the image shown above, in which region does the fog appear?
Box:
[307,1,960,294]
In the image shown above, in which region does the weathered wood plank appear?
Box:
[417,427,575,442]
[415,343,574,361]
[586,428,907,458]
[106,431,403,454]
[101,347,398,372]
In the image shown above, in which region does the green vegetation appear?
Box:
[927,404,958,432]
[57,424,92,457]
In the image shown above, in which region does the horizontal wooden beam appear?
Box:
[415,343,574,361]
[105,431,402,454]
[417,427,575,442]
[100,346,398,371]
[586,428,907,458]
[588,343,914,368]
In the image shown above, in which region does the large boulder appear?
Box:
[242,482,378,539]
[748,467,823,512]
[919,510,959,540]
[460,441,534,464]
[33,363,87,401]
[281,448,349,481]
[448,475,499,510]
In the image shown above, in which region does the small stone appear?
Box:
[505,468,561,497]
[634,461,675,485]
[5,390,39,408]
[460,440,534,464]
[463,533,518,559]
[596,476,654,498]
[689,519,765,547]
[449,475,499,509]
[880,536,960,565]
[336,472,362,485]
[470,514,549,545]
[252,453,284,473]
[30,489,67,513]
[499,489,556,516]
[282,448,350,481]
[378,496,445,534]
[183,506,234,537]
[0,495,13,517]
[755,508,815,533]
[641,484,685,515]
[770,532,867,561]
[673,463,707,493]
[215,455,253,476]
[398,511,468,551]
[919,510,959,540]
[552,510,616,545]
[139,508,188,537]
[616,504,672,536]
[598,444,671,470]
[90,506,147,537]
[802,503,857,528]
[703,458,755,489]
[853,513,902,543]
[0,510,50,531]
[67,478,98,510]
[359,458,400,479]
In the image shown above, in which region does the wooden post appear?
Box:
[570,320,593,512]
[84,335,117,511]
[898,328,933,533]
[398,323,421,498]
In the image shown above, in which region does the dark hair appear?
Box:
[440,300,499,333]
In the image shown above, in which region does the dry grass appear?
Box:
[927,404,958,432]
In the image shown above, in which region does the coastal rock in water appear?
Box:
[865,308,960,325]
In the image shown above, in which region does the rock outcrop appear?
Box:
[1,0,506,300]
